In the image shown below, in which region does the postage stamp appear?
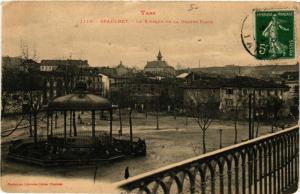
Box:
[255,10,295,60]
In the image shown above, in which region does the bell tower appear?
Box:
[157,50,162,61]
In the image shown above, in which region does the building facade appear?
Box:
[183,76,289,118]
[144,51,175,78]
[41,60,102,104]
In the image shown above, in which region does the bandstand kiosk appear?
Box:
[8,82,146,166]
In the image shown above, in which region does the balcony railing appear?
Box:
[114,125,299,194]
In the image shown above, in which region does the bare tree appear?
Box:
[1,64,20,115]
[253,97,265,138]
[262,95,286,132]
[20,39,29,60]
[20,39,38,61]
[186,91,219,153]
[1,40,42,139]
[232,92,247,144]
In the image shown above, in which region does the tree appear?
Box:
[187,92,219,153]
[19,60,44,141]
[167,78,183,120]
[1,59,43,139]
[263,95,285,132]
[232,92,247,144]
[1,65,23,115]
[1,41,42,139]
[20,39,37,61]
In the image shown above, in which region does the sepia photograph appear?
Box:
[1,1,299,193]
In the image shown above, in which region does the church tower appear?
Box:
[157,50,162,61]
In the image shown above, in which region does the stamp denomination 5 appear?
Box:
[255,10,295,60]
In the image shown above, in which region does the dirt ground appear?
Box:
[1,111,295,183]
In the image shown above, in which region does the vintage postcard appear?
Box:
[1,1,299,193]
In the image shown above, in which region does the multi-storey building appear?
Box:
[40,60,102,104]
[183,75,289,118]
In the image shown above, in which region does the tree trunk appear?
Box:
[1,99,7,116]
[69,111,72,137]
[173,106,177,120]
[185,112,188,126]
[252,91,256,139]
[156,110,159,130]
[33,113,37,144]
[55,113,58,128]
[234,119,238,144]
[129,109,133,143]
[29,112,33,137]
[50,113,53,136]
[73,111,77,136]
[119,107,122,135]
[202,130,206,154]
[145,103,148,120]
[219,129,223,149]
[234,106,238,144]
[47,112,49,136]
[248,94,252,139]
[256,119,260,137]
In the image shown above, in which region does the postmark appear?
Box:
[255,10,295,60]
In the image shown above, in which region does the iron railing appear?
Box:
[114,125,299,194]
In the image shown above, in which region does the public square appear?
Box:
[1,112,288,183]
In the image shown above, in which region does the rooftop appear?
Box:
[185,76,288,89]
[48,82,111,111]
[41,59,89,67]
[144,50,174,70]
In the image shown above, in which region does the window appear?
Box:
[294,86,299,93]
[225,99,233,106]
[226,88,233,95]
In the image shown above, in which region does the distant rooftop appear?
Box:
[176,72,189,79]
[185,76,288,89]
[144,50,174,70]
[41,59,89,67]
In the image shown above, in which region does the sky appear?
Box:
[2,1,299,69]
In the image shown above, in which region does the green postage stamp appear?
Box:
[255,10,295,60]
